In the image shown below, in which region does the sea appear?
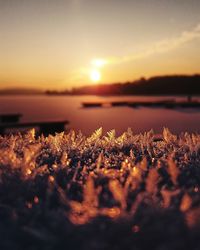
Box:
[0,95,200,136]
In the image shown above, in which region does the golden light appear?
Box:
[91,59,107,68]
[90,69,101,82]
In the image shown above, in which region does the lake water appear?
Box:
[0,95,200,136]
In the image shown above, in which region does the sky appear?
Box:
[0,0,200,90]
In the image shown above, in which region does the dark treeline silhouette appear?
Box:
[46,74,200,96]
[69,75,200,96]
[1,75,200,96]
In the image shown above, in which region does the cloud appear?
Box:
[70,24,200,84]
[107,23,200,65]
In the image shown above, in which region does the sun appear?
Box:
[89,58,106,83]
[90,69,101,82]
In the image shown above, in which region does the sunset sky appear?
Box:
[0,0,200,90]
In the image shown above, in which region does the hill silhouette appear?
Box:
[1,75,199,96]
[69,75,200,96]
[0,88,43,95]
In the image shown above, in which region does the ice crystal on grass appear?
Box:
[0,128,200,249]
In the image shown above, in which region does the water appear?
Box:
[0,95,200,135]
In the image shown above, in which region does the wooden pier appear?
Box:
[82,101,129,108]
[82,102,104,108]
[0,114,22,123]
[0,115,69,135]
[82,100,200,109]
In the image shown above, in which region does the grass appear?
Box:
[0,128,200,250]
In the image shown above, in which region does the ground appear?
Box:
[0,128,200,250]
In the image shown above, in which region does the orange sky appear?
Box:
[0,0,200,90]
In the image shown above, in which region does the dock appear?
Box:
[82,100,200,109]
[82,102,104,108]
[0,114,69,135]
[0,114,22,123]
[82,101,129,108]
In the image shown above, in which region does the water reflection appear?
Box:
[0,95,200,135]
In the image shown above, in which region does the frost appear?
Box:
[0,128,200,248]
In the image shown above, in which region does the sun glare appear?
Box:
[91,59,107,68]
[90,69,101,82]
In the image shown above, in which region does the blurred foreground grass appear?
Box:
[0,128,200,250]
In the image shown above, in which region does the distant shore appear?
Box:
[1,74,200,96]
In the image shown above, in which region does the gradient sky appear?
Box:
[0,0,200,90]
